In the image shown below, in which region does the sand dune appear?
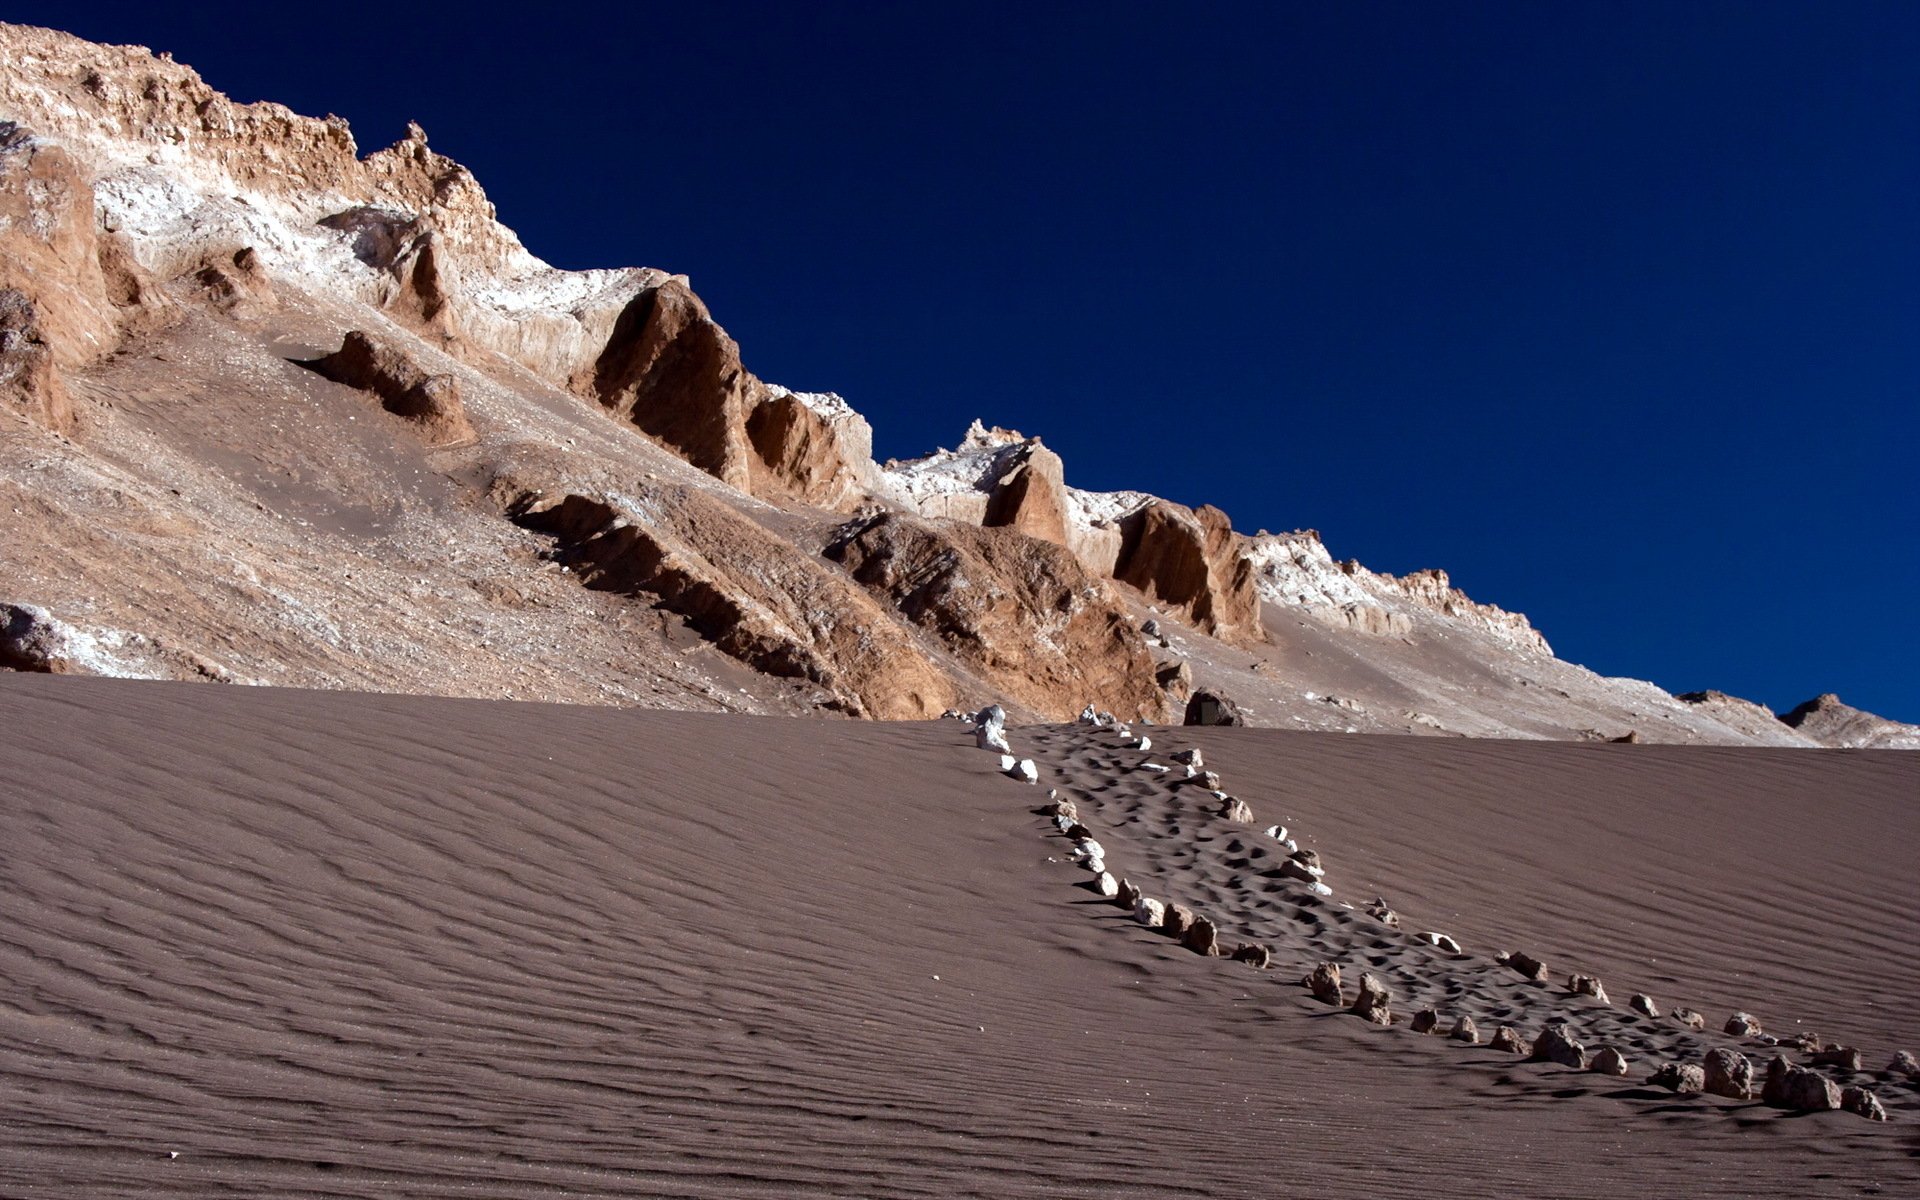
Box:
[1,675,1915,1197]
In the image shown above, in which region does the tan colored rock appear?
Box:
[1449,1015,1480,1044]
[583,280,757,488]
[1366,897,1401,929]
[1650,1062,1706,1094]
[1532,1022,1588,1069]
[1671,1007,1706,1030]
[1230,942,1271,969]
[306,331,474,447]
[1305,962,1343,1006]
[1163,903,1196,938]
[1887,1049,1919,1079]
[1350,973,1391,1025]
[0,123,141,375]
[190,246,278,317]
[1703,1048,1754,1099]
[1134,897,1166,927]
[1217,796,1254,824]
[1116,878,1142,909]
[982,442,1071,547]
[1409,1009,1439,1034]
[1842,1086,1888,1121]
[1567,974,1610,1004]
[1489,1026,1527,1054]
[1591,1047,1629,1076]
[1182,915,1221,956]
[825,512,1161,722]
[1629,994,1659,1018]
[1724,1011,1762,1038]
[1497,950,1549,983]
[1113,501,1262,643]
[1762,1056,1841,1111]
[745,388,880,510]
[1811,1046,1861,1072]
[0,291,74,434]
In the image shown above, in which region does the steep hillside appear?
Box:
[0,21,1902,744]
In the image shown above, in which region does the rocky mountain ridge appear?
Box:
[1,21,1908,747]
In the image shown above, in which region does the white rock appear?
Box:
[1184,764,1198,778]
[1054,814,1075,832]
[998,753,1017,772]
[1137,735,1152,752]
[1140,762,1170,773]
[1095,871,1120,898]
[1073,838,1105,862]
[1307,881,1333,897]
[1135,898,1167,926]
[977,725,1011,753]
[1078,704,1099,725]
[1263,824,1290,843]
[1011,758,1039,784]
[1420,932,1463,955]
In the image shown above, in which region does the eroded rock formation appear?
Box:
[506,485,955,719]
[1113,501,1262,643]
[304,330,474,447]
[824,510,1162,721]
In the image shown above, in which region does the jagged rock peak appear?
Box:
[1777,694,1920,750]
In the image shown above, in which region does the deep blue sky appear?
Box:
[20,2,1919,721]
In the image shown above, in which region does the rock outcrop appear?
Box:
[1305,962,1343,1006]
[304,331,474,447]
[1532,1022,1588,1069]
[1183,689,1246,727]
[1349,972,1392,1025]
[1650,1062,1706,1094]
[745,387,880,510]
[0,291,73,434]
[1761,1057,1841,1112]
[1778,693,1920,750]
[584,279,759,491]
[1113,501,1262,643]
[824,511,1162,721]
[507,485,954,719]
[1703,1049,1754,1099]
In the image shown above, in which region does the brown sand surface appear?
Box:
[1,676,1916,1198]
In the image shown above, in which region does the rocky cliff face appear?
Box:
[0,20,1904,745]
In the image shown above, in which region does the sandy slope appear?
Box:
[0,676,1914,1198]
